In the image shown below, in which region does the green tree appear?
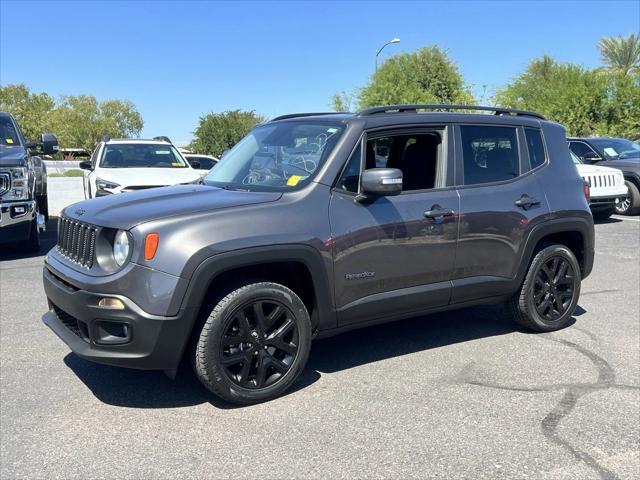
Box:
[0,83,55,141]
[598,33,640,76]
[494,56,609,136]
[358,46,475,108]
[330,91,354,112]
[0,84,143,150]
[189,110,265,157]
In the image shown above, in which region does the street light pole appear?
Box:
[375,38,400,73]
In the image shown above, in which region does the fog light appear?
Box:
[98,298,125,310]
[614,198,620,204]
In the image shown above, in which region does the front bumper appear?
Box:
[589,194,628,211]
[42,265,192,370]
[0,200,36,244]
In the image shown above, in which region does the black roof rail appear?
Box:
[357,104,546,120]
[153,135,172,143]
[100,135,111,143]
[270,112,347,122]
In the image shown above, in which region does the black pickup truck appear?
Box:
[0,111,58,251]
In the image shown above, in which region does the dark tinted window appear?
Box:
[336,144,361,193]
[568,141,592,159]
[0,116,20,146]
[189,156,217,170]
[461,126,519,185]
[525,128,546,169]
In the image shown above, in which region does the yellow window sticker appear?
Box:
[6,138,13,144]
[287,175,302,186]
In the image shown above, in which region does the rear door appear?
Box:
[451,124,549,303]
[329,125,460,326]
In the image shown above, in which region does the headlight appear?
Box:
[113,230,130,266]
[96,177,120,191]
[1,167,29,200]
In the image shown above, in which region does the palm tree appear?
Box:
[597,34,640,76]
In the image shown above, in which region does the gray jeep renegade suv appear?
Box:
[42,105,595,405]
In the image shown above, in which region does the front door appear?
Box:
[329,127,459,326]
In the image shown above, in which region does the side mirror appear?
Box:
[357,168,403,201]
[189,160,201,169]
[79,160,92,170]
[582,151,602,163]
[41,133,59,155]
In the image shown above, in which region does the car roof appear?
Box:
[104,139,172,145]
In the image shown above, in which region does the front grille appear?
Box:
[582,174,616,189]
[57,216,98,268]
[52,304,89,342]
[0,172,10,197]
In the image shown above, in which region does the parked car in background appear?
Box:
[0,111,58,250]
[184,153,219,176]
[571,151,628,219]
[79,136,201,198]
[43,105,595,404]
[568,137,640,215]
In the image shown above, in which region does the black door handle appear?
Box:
[515,195,541,209]
[424,206,455,219]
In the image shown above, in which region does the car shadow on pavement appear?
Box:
[63,302,558,410]
[0,217,58,261]
[593,216,623,224]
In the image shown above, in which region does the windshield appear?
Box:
[0,116,21,147]
[99,143,189,168]
[204,121,345,191]
[590,138,640,160]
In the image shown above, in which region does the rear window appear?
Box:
[524,128,546,169]
[461,126,519,185]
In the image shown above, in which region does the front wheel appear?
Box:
[37,195,49,222]
[508,245,581,332]
[615,180,640,216]
[194,282,312,405]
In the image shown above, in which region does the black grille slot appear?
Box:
[56,216,98,268]
[52,304,89,342]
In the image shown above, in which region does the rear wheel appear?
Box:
[194,282,312,405]
[509,245,581,332]
[615,180,640,216]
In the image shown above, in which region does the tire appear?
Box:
[194,282,312,405]
[615,180,640,216]
[37,195,49,222]
[508,245,581,332]
[592,208,615,220]
[22,217,41,253]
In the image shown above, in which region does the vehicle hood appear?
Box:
[0,145,27,167]
[96,167,201,187]
[575,163,623,175]
[62,184,282,229]
[604,158,640,174]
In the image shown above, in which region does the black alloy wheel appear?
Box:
[220,300,299,389]
[533,256,576,322]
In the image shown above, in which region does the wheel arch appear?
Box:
[177,245,336,346]
[518,217,595,285]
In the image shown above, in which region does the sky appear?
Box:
[1,0,639,146]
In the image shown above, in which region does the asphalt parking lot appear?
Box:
[1,216,638,480]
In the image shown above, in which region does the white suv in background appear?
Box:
[79,137,201,198]
[571,151,628,219]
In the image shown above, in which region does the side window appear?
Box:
[461,126,519,185]
[569,141,591,159]
[91,144,102,168]
[367,132,441,191]
[525,128,546,169]
[336,144,362,193]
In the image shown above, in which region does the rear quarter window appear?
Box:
[460,125,519,185]
[524,128,546,169]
